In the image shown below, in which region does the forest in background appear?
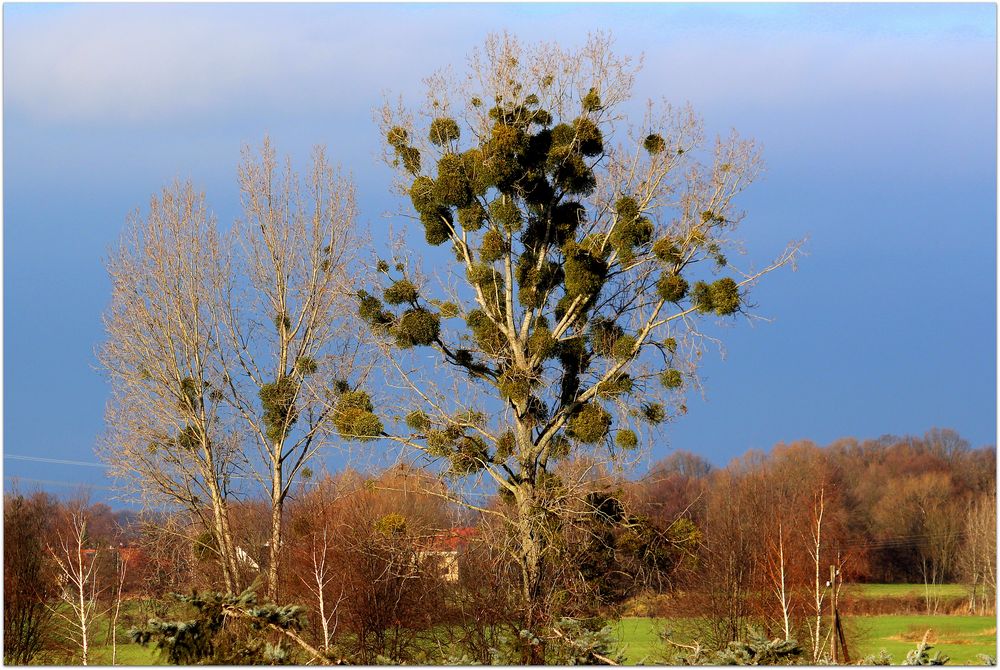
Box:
[5,427,995,664]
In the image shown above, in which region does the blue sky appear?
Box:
[3,3,996,501]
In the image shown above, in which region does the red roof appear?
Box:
[425,527,477,551]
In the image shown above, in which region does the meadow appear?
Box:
[614,613,996,665]
[33,585,996,665]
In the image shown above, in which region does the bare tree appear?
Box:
[807,487,826,663]
[220,140,364,600]
[303,526,344,653]
[101,140,364,601]
[766,521,792,642]
[349,32,799,662]
[4,489,58,664]
[47,504,106,665]
[961,491,996,615]
[99,182,244,593]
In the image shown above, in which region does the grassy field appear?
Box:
[845,583,971,599]
[614,615,997,665]
[849,615,996,665]
[33,599,165,666]
[33,589,996,665]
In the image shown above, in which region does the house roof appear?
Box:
[424,526,477,551]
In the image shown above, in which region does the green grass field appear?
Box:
[614,615,997,665]
[32,599,165,666]
[849,615,996,665]
[32,588,996,665]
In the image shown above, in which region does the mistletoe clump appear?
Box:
[491,195,523,231]
[466,309,507,355]
[174,424,205,451]
[563,244,608,301]
[641,402,666,425]
[657,274,689,303]
[458,201,488,231]
[611,334,637,361]
[429,117,461,145]
[652,237,684,265]
[691,278,741,316]
[434,153,473,207]
[615,429,638,450]
[596,373,633,398]
[480,228,509,263]
[499,367,535,404]
[527,324,558,360]
[643,133,666,154]
[495,430,516,460]
[295,356,318,375]
[567,402,612,444]
[581,87,602,112]
[357,290,394,332]
[692,281,714,313]
[392,308,440,348]
[333,390,383,441]
[589,319,624,357]
[711,277,741,315]
[405,410,431,432]
[660,369,683,390]
[383,279,419,305]
[259,376,299,442]
[449,435,489,475]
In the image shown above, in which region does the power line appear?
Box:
[4,476,115,491]
[5,454,107,468]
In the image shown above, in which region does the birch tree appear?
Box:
[766,521,792,642]
[347,33,800,662]
[47,505,105,665]
[807,487,826,663]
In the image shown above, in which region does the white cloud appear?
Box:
[3,5,467,124]
[3,4,993,128]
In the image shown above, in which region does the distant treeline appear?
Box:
[5,427,995,663]
[631,427,995,584]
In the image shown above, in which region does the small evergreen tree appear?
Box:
[130,584,337,665]
[904,634,950,666]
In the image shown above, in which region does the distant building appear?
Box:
[419,527,477,582]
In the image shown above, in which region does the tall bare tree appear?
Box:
[101,140,363,601]
[346,33,799,661]
[221,141,364,600]
[100,181,244,593]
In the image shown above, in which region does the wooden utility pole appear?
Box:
[830,565,838,663]
[830,560,851,664]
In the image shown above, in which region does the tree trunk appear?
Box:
[207,482,239,594]
[514,484,545,665]
[267,466,284,602]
